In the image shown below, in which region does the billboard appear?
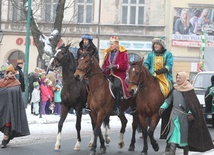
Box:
[172,8,214,47]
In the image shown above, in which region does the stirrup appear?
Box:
[129,107,137,115]
[114,108,120,115]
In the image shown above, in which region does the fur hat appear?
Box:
[6,64,16,74]
[17,59,24,64]
[33,82,39,87]
[110,36,119,42]
[81,34,93,41]
[152,37,166,49]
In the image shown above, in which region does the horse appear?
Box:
[48,44,89,151]
[127,58,165,155]
[74,52,139,155]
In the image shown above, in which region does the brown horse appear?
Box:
[74,52,139,155]
[127,58,165,155]
[48,44,88,151]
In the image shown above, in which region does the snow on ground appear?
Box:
[0,105,214,154]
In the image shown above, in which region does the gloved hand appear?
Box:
[155,68,168,75]
[187,114,195,122]
[107,64,117,70]
[158,108,164,117]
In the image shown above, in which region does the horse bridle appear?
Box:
[128,66,144,89]
[76,53,103,78]
[51,49,74,71]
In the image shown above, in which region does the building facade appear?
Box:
[0,0,213,81]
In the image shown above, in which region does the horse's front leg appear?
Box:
[139,116,148,155]
[118,113,128,149]
[148,114,160,152]
[128,115,138,151]
[103,116,111,144]
[73,109,83,151]
[54,103,68,150]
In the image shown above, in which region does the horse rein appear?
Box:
[76,53,103,78]
[128,67,144,89]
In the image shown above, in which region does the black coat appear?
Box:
[77,40,99,63]
[15,65,25,92]
[0,86,30,139]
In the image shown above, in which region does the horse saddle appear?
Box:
[108,79,123,99]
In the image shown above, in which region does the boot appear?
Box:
[114,92,121,115]
[183,146,189,155]
[129,106,137,115]
[165,142,170,153]
[85,102,90,112]
[1,135,10,148]
[169,143,176,155]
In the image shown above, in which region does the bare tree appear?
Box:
[22,0,66,68]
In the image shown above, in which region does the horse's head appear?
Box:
[74,52,93,81]
[127,58,144,96]
[48,43,71,70]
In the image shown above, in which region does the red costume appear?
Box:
[102,45,130,98]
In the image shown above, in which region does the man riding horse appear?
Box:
[144,37,174,98]
[102,36,130,115]
[77,34,99,111]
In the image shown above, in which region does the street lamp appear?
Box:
[0,30,4,43]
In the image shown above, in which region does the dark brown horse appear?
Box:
[48,44,88,151]
[127,58,165,155]
[74,52,139,155]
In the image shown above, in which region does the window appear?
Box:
[44,0,58,23]
[128,53,141,62]
[9,0,25,21]
[8,51,25,67]
[121,0,145,25]
[77,0,93,23]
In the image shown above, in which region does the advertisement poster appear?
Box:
[172,8,214,47]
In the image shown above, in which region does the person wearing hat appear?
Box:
[0,64,30,148]
[144,37,174,98]
[15,59,25,93]
[144,37,173,153]
[77,34,99,63]
[30,82,40,116]
[77,34,99,112]
[102,36,130,115]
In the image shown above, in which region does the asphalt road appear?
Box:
[1,124,214,155]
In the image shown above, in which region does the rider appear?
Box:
[102,36,130,115]
[77,34,99,112]
[144,37,174,153]
[144,37,174,98]
[77,34,99,63]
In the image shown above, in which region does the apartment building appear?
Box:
[0,0,213,80]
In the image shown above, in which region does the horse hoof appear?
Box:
[105,137,110,144]
[73,146,80,151]
[140,151,148,155]
[88,150,96,155]
[99,147,106,154]
[118,142,125,149]
[88,142,93,148]
[128,145,135,151]
[54,145,61,150]
[152,142,159,152]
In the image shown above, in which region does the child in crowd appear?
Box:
[54,84,62,115]
[30,82,40,116]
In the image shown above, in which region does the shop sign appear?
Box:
[100,40,152,51]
